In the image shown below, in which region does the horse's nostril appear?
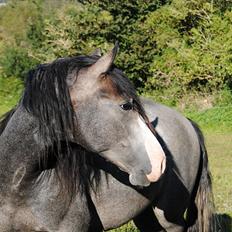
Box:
[129,172,150,187]
[146,156,166,182]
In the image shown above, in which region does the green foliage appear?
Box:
[0,0,43,44]
[0,46,38,79]
[0,0,47,77]
[109,222,138,232]
[213,0,232,12]
[0,76,23,115]
[133,0,232,96]
[0,0,231,102]
[84,0,170,46]
[0,0,169,83]
[39,3,114,61]
[86,0,171,87]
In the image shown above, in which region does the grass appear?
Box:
[206,132,232,216]
[185,106,232,133]
[0,82,231,231]
[110,223,138,232]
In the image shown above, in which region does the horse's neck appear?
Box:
[0,105,42,196]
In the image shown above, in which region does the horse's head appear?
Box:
[23,43,166,188]
[67,43,166,187]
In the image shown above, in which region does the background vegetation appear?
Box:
[1,0,232,96]
[0,0,231,231]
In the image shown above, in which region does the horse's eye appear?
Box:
[120,100,133,111]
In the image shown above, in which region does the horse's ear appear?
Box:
[69,42,119,89]
[90,48,102,57]
[87,41,119,76]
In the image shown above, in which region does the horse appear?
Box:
[0,43,215,232]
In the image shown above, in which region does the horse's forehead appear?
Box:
[70,71,123,104]
[99,75,123,100]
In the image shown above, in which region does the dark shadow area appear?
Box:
[86,192,104,232]
[214,213,232,232]
[133,206,164,232]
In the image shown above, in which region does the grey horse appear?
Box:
[0,44,214,231]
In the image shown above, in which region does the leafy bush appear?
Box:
[0,0,169,83]
[84,0,171,88]
[39,3,114,60]
[0,46,38,79]
[133,0,232,96]
[0,0,43,44]
[0,0,231,102]
[0,76,23,115]
[110,222,138,232]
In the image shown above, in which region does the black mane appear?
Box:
[20,54,150,198]
[22,56,101,197]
